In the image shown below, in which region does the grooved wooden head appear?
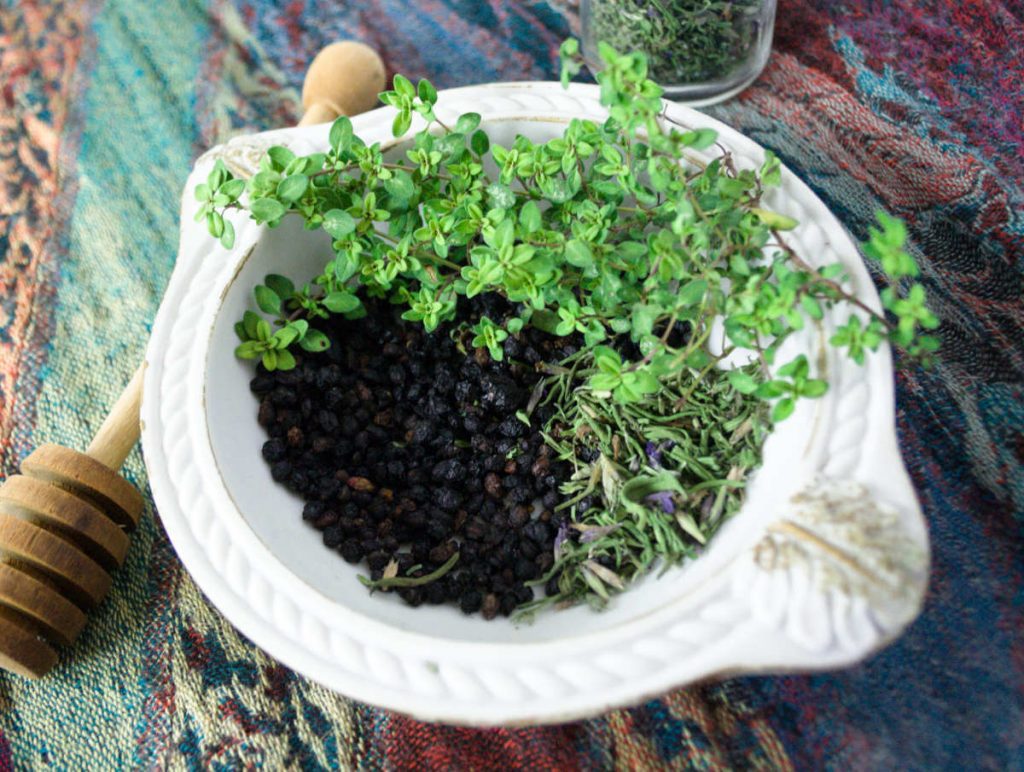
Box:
[301,41,386,124]
[0,516,111,609]
[0,475,129,570]
[0,446,134,677]
[21,444,144,529]
[0,609,58,680]
[0,563,86,647]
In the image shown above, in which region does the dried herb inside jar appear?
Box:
[586,0,766,84]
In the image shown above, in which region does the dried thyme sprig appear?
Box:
[515,349,769,616]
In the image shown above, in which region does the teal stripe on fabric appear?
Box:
[4,0,210,767]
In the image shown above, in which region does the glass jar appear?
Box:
[580,0,777,105]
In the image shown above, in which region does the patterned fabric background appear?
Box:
[1,0,1021,768]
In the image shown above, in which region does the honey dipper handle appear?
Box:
[86,365,144,471]
[298,102,339,127]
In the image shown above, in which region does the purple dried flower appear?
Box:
[553,523,569,558]
[574,523,621,544]
[645,490,676,514]
[645,441,663,468]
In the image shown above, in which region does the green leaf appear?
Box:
[277,174,308,203]
[275,348,296,370]
[492,219,515,249]
[582,320,607,348]
[254,285,281,315]
[384,170,415,200]
[273,325,300,347]
[800,294,824,319]
[267,145,295,171]
[629,305,657,340]
[219,220,235,250]
[323,209,356,239]
[454,112,480,134]
[329,116,353,151]
[394,74,415,98]
[727,370,759,395]
[250,198,287,223]
[264,274,295,300]
[751,208,798,231]
[470,129,490,156]
[206,211,224,238]
[235,341,262,359]
[208,160,228,187]
[564,239,593,268]
[344,304,367,320]
[629,369,660,394]
[777,355,808,379]
[417,78,438,104]
[772,397,796,422]
[593,345,621,374]
[588,372,620,391]
[220,178,246,200]
[613,381,644,403]
[680,128,717,150]
[323,291,360,313]
[519,200,542,233]
[242,310,261,339]
[261,349,278,371]
[677,279,708,306]
[487,182,515,209]
[801,379,828,398]
[392,109,412,137]
[529,308,560,334]
[760,150,782,187]
[299,328,330,352]
[755,380,785,399]
[284,156,310,176]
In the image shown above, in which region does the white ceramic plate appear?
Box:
[141,83,929,726]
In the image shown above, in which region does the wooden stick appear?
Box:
[86,365,144,471]
[299,102,339,127]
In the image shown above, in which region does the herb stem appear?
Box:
[358,552,460,589]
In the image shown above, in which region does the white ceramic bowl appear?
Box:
[140,83,929,725]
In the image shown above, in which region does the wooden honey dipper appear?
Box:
[0,41,386,679]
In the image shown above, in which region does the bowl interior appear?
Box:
[203,116,813,644]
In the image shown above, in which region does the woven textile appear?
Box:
[1,0,1021,768]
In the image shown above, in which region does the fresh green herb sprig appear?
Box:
[584,0,767,85]
[194,160,245,249]
[203,40,938,421]
[469,315,526,362]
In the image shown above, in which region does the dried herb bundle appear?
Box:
[516,351,768,614]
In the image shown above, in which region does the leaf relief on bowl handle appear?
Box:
[197,135,295,179]
[733,477,928,654]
